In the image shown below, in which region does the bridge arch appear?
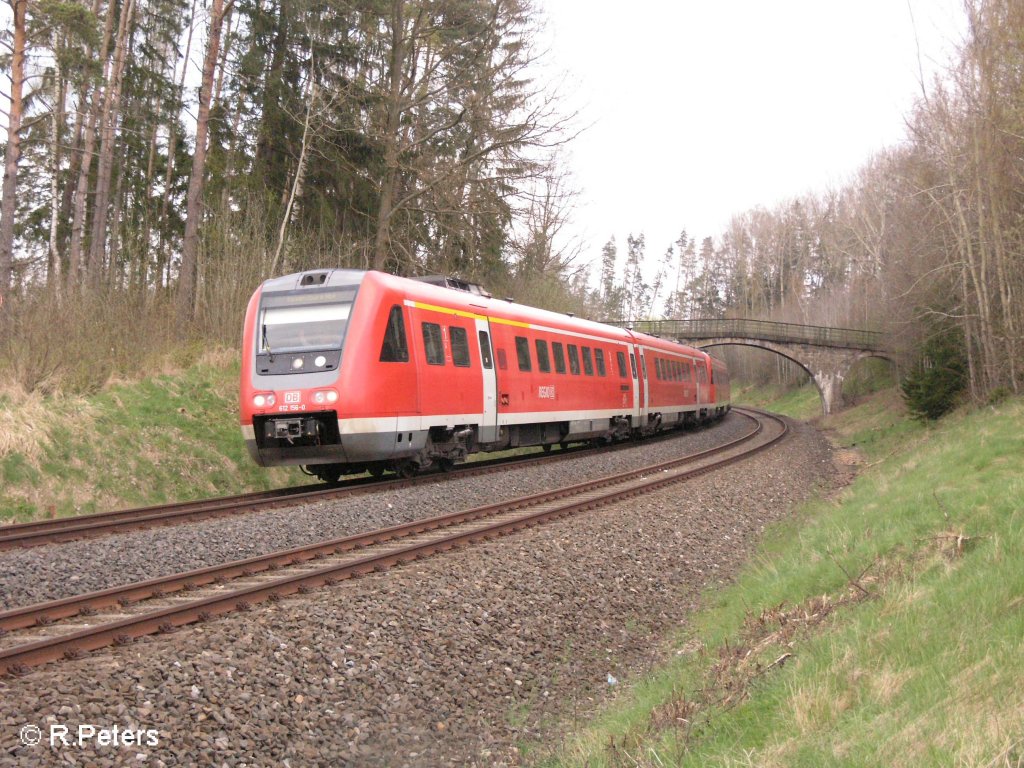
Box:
[696,338,894,416]
[604,318,891,415]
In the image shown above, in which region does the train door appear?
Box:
[628,347,640,422]
[475,318,499,442]
[695,359,708,406]
[632,344,649,425]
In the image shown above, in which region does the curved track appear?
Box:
[0,408,786,676]
[0,420,727,550]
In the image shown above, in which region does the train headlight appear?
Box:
[292,357,304,370]
[312,389,338,405]
[314,355,327,367]
[253,395,265,408]
[267,394,276,406]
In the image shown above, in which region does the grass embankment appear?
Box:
[0,352,297,522]
[544,389,1024,767]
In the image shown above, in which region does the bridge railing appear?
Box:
[604,318,886,350]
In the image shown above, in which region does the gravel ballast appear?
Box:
[0,415,756,611]
[0,415,839,767]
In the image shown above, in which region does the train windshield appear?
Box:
[260,302,352,353]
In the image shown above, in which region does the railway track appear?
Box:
[0,419,726,551]
[0,408,786,676]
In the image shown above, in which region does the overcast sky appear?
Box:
[535,0,967,270]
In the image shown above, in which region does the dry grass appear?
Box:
[0,384,57,462]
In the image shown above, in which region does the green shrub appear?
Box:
[901,325,967,420]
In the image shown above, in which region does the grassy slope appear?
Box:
[543,389,1024,767]
[0,352,297,522]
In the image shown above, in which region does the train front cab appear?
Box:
[241,269,372,475]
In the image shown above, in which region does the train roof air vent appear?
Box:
[410,274,492,298]
[300,272,329,286]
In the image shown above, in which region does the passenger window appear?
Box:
[515,336,532,372]
[478,330,493,369]
[641,354,647,379]
[616,351,627,378]
[683,361,692,381]
[697,363,708,384]
[535,339,551,373]
[582,346,594,375]
[655,358,663,380]
[497,348,508,370]
[552,342,566,374]
[568,344,581,375]
[629,352,637,379]
[379,305,409,362]
[595,349,606,377]
[450,326,470,367]
[422,322,444,365]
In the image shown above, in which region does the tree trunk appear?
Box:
[176,0,231,322]
[155,0,196,291]
[0,0,28,294]
[69,0,118,288]
[87,0,135,287]
[47,31,66,292]
[271,80,316,276]
[372,0,408,272]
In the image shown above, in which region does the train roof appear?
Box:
[259,269,711,358]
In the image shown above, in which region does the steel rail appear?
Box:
[0,409,785,676]
[0,426,694,551]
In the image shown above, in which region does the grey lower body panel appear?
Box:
[250,430,429,467]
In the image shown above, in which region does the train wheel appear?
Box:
[319,468,341,484]
[396,461,418,479]
[542,444,552,453]
[438,458,455,473]
[368,464,386,479]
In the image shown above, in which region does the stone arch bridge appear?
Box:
[610,318,891,415]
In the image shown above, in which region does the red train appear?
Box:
[240,270,730,481]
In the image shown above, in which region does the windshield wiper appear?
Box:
[262,324,275,362]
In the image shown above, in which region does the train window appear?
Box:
[595,349,606,376]
[673,360,681,381]
[641,354,647,379]
[552,342,566,374]
[568,344,581,375]
[682,361,692,381]
[535,339,551,373]
[497,348,508,370]
[655,358,663,380]
[698,363,709,384]
[629,353,637,379]
[582,346,594,375]
[379,305,409,362]
[422,323,445,365]
[450,326,470,367]
[515,336,532,372]
[616,351,627,378]
[478,331,493,369]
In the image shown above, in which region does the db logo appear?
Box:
[284,391,301,404]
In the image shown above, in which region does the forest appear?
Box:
[0,0,1021,408]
